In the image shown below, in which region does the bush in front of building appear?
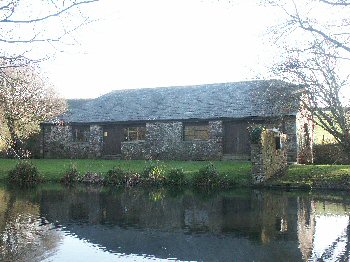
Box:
[193,163,220,188]
[313,144,350,164]
[60,165,79,185]
[166,168,186,186]
[79,172,104,184]
[8,161,42,186]
[104,167,129,186]
[250,126,263,144]
[140,161,166,186]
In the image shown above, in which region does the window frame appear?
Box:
[72,125,90,142]
[183,122,209,141]
[123,125,146,142]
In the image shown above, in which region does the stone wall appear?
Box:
[248,116,299,163]
[251,129,288,184]
[121,140,146,160]
[145,122,183,160]
[122,121,223,160]
[88,125,103,158]
[42,118,300,162]
[283,116,298,163]
[42,121,223,160]
[42,124,102,159]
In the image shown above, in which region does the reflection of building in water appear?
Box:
[39,187,304,261]
[0,188,62,262]
[3,185,350,261]
[297,198,350,261]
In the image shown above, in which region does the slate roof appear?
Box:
[57,80,302,124]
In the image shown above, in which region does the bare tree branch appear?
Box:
[0,0,99,67]
[320,0,350,6]
[1,0,99,23]
[297,19,350,53]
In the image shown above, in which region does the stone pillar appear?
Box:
[251,129,288,184]
[283,116,298,163]
[89,125,103,158]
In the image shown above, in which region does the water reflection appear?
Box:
[298,198,350,261]
[0,184,350,261]
[0,186,62,262]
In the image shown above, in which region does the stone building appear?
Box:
[41,80,312,162]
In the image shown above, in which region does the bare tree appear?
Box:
[0,0,99,157]
[0,0,100,67]
[277,44,350,153]
[262,0,350,156]
[0,65,66,157]
[264,0,350,56]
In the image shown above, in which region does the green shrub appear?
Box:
[126,173,141,187]
[250,127,263,144]
[141,161,166,185]
[8,161,41,186]
[61,165,79,185]
[166,168,186,186]
[313,144,350,164]
[104,167,128,186]
[193,164,220,188]
[79,172,104,184]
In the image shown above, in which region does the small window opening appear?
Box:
[72,125,90,142]
[183,122,209,141]
[275,136,282,150]
[124,126,146,141]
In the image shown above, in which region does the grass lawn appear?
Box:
[0,159,252,185]
[268,164,350,189]
[314,124,336,145]
[2,158,350,190]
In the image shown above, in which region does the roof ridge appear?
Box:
[100,79,288,98]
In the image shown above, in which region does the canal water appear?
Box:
[0,183,349,262]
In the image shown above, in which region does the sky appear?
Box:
[40,0,280,99]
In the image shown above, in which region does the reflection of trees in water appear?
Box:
[297,197,350,261]
[297,197,315,261]
[320,222,348,260]
[0,188,61,262]
[343,219,350,261]
[315,214,350,261]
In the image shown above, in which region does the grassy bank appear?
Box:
[2,159,350,190]
[267,164,350,190]
[0,159,252,186]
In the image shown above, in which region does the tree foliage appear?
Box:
[263,0,350,154]
[0,65,66,157]
[0,0,99,157]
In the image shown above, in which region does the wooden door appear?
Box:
[103,125,123,155]
[223,122,250,155]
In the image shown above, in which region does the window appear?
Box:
[72,125,90,142]
[124,126,146,141]
[275,136,282,150]
[183,123,209,141]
